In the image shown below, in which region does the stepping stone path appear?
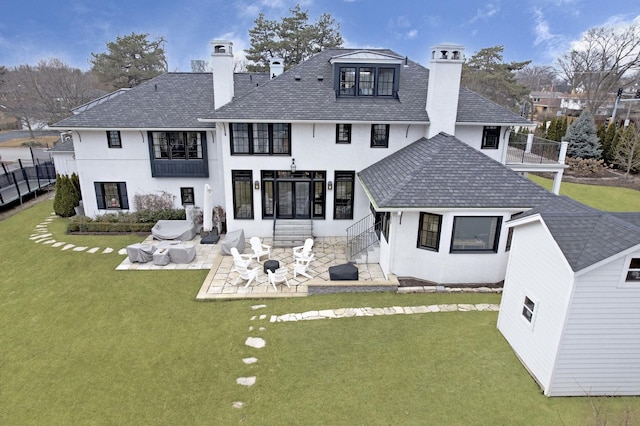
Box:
[29,213,126,257]
[269,303,500,323]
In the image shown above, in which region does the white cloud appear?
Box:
[468,2,500,24]
[407,29,418,40]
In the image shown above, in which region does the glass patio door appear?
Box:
[276,180,310,219]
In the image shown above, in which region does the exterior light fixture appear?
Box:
[254,180,260,190]
[327,181,333,190]
[290,158,296,173]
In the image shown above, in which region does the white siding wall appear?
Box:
[549,248,640,396]
[51,152,77,176]
[389,210,513,284]
[220,122,428,237]
[454,125,506,164]
[497,220,574,394]
[73,129,220,217]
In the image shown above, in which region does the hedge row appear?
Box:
[67,222,154,233]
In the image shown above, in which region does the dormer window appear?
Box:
[335,64,399,98]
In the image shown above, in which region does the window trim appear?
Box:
[336,123,352,144]
[450,216,502,253]
[521,295,537,327]
[417,212,442,252]
[333,171,355,220]
[107,130,122,148]
[94,182,128,210]
[180,187,195,206]
[335,64,400,98]
[625,257,640,282]
[481,126,500,149]
[232,170,254,219]
[230,123,291,155]
[370,124,390,148]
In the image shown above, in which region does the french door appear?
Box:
[276,180,311,219]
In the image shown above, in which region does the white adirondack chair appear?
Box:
[267,267,290,291]
[230,247,252,271]
[232,262,261,288]
[293,253,315,279]
[293,238,314,260]
[249,236,271,262]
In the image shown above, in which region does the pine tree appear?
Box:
[53,174,81,217]
[562,110,603,159]
[601,123,620,164]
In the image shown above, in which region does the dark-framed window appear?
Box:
[107,130,122,148]
[232,170,253,219]
[261,171,326,219]
[151,131,203,160]
[371,124,390,148]
[230,123,291,155]
[522,296,536,323]
[451,216,502,253]
[334,171,355,219]
[481,126,500,149]
[94,182,128,210]
[181,187,195,205]
[418,212,442,251]
[382,212,391,242]
[336,124,352,144]
[505,227,514,251]
[336,64,400,98]
[626,258,640,281]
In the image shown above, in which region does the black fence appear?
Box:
[0,154,57,207]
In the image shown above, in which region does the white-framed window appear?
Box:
[522,295,536,324]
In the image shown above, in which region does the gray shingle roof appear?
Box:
[515,196,640,272]
[208,48,530,125]
[47,139,74,152]
[53,72,269,129]
[457,88,531,125]
[357,132,555,209]
[209,48,430,122]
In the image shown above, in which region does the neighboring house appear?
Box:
[48,138,77,176]
[52,40,568,285]
[498,196,640,396]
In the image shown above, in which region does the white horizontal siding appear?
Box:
[497,220,574,393]
[549,250,640,396]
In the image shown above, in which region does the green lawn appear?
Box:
[1,200,638,425]
[529,174,640,211]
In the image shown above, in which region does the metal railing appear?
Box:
[507,133,562,164]
[0,158,56,206]
[346,214,380,260]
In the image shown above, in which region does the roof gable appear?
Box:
[515,196,640,271]
[357,133,555,209]
[329,50,404,64]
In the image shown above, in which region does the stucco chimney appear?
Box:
[270,57,284,79]
[426,43,465,138]
[210,40,234,109]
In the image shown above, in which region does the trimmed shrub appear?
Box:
[53,174,80,217]
[566,157,607,176]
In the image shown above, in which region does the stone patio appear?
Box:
[115,235,392,299]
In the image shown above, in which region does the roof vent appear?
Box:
[317,75,324,81]
[294,75,301,81]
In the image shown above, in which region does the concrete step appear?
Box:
[273,220,312,247]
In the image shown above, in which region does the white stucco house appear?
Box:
[498,196,640,396]
[48,138,77,176]
[52,40,569,285]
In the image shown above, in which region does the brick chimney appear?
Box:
[210,40,234,109]
[426,44,465,138]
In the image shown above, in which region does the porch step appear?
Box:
[352,241,380,264]
[273,220,312,247]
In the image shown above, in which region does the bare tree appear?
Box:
[557,24,640,115]
[0,60,101,136]
[614,122,640,177]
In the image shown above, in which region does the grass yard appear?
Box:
[1,200,638,424]
[529,174,640,211]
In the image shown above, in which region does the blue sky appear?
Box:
[1,0,639,71]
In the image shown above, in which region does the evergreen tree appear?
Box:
[562,110,603,159]
[245,5,342,72]
[601,123,620,164]
[53,174,81,217]
[90,33,167,90]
